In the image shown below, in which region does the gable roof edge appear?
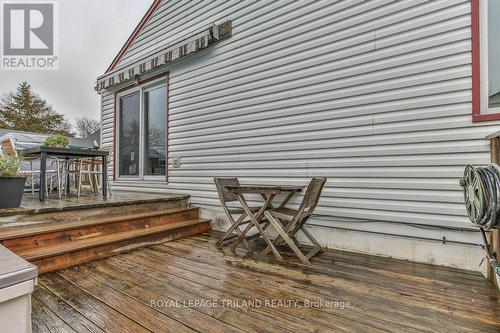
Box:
[105,0,163,73]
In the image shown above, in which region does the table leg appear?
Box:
[89,157,99,193]
[66,159,71,195]
[261,190,301,255]
[75,161,81,196]
[233,194,283,261]
[102,156,108,198]
[230,194,274,251]
[264,211,310,264]
[39,152,47,201]
[262,215,300,256]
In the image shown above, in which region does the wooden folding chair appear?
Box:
[214,177,261,248]
[262,177,327,264]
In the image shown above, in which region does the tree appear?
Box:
[0,82,74,136]
[75,116,100,138]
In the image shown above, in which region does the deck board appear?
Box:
[33,285,105,333]
[32,232,500,333]
[0,191,189,217]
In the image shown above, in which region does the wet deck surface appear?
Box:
[0,191,189,216]
[32,232,500,332]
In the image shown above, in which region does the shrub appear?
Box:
[0,155,22,177]
[43,135,69,147]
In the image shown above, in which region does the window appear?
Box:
[144,85,167,176]
[472,0,500,121]
[485,1,500,109]
[118,92,140,177]
[116,77,167,179]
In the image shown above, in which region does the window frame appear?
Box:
[116,87,141,179]
[113,73,169,181]
[472,0,500,122]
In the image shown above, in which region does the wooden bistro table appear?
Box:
[225,184,303,260]
[23,147,110,201]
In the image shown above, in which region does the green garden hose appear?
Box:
[460,165,500,276]
[460,164,500,230]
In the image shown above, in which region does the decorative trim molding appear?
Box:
[97,21,232,92]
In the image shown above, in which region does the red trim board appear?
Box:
[471,0,500,122]
[106,0,163,73]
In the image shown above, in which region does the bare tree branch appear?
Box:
[75,116,100,138]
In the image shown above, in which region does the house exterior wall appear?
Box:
[99,0,500,271]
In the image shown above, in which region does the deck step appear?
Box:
[0,202,212,273]
[2,207,201,252]
[31,220,211,274]
[0,207,200,240]
[18,218,210,261]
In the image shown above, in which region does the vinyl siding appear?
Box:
[100,0,500,248]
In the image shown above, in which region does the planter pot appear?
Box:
[0,177,27,209]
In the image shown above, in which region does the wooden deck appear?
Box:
[0,191,210,273]
[31,232,500,333]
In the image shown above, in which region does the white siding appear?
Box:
[101,89,115,174]
[100,0,500,267]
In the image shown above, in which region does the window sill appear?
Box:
[473,112,500,123]
[114,178,167,183]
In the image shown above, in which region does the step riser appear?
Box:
[31,221,211,274]
[3,209,200,252]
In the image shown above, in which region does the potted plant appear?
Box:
[43,134,69,148]
[0,155,26,209]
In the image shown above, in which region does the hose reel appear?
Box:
[460,165,500,276]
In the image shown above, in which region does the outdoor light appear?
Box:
[210,22,219,40]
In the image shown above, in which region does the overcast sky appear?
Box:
[0,0,153,124]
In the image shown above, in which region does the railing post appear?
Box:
[487,132,500,288]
